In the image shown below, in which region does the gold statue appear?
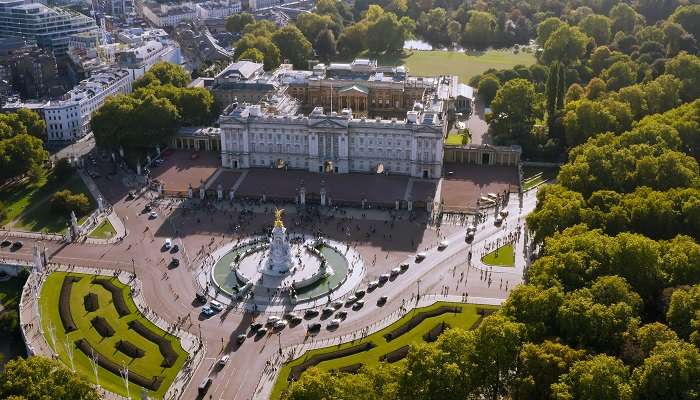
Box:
[274,208,285,228]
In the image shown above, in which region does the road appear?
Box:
[1,159,538,400]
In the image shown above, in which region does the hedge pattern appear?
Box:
[384,306,462,341]
[92,278,130,317]
[116,340,145,358]
[90,316,115,338]
[379,345,410,363]
[128,320,178,368]
[58,276,81,333]
[288,342,375,381]
[84,293,99,312]
[74,339,163,391]
[423,321,449,342]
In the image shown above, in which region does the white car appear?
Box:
[267,316,281,325]
[438,240,449,250]
[327,319,341,328]
[390,268,401,277]
[163,238,172,249]
[209,300,223,311]
[367,280,379,290]
[273,320,288,330]
[217,354,230,366]
[149,211,158,219]
[415,252,427,261]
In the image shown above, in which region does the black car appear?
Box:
[354,290,366,299]
[170,258,180,267]
[171,244,179,253]
[304,309,319,318]
[194,291,207,303]
[11,241,22,250]
[307,322,322,332]
[0,240,11,248]
[335,310,348,319]
[377,296,388,306]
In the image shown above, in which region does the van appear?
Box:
[163,238,172,250]
[210,300,223,311]
[198,377,212,395]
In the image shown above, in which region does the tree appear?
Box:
[551,355,632,400]
[537,17,565,47]
[337,22,368,57]
[91,94,140,150]
[0,356,98,399]
[634,322,679,356]
[15,108,46,139]
[603,60,638,90]
[461,11,497,49]
[666,285,700,340]
[632,340,700,399]
[585,77,607,99]
[237,48,264,64]
[366,12,407,54]
[0,134,47,182]
[53,158,74,180]
[50,189,91,215]
[314,29,336,61]
[296,13,336,43]
[487,78,538,146]
[226,12,255,34]
[638,0,679,23]
[563,99,630,147]
[670,5,700,44]
[272,26,313,69]
[501,284,565,340]
[512,341,587,400]
[610,3,639,35]
[579,14,612,45]
[665,52,700,102]
[234,34,281,70]
[133,62,190,90]
[477,74,500,106]
[565,83,585,102]
[543,24,589,65]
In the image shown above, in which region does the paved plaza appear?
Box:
[4,154,536,400]
[440,163,519,211]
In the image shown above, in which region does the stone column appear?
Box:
[199,187,205,200]
[136,163,141,175]
[188,184,193,199]
[300,186,306,205]
[320,187,327,206]
[229,187,235,200]
[361,198,366,209]
[217,184,223,201]
[395,200,399,210]
[408,200,413,211]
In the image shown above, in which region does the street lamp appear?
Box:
[278,332,282,355]
[416,279,422,301]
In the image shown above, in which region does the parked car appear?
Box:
[415,252,427,261]
[194,292,206,303]
[332,300,343,309]
[170,258,180,267]
[0,240,11,247]
[250,322,263,331]
[267,316,281,325]
[163,238,172,250]
[304,309,319,318]
[438,240,449,250]
[11,241,22,250]
[283,312,299,321]
[399,263,409,271]
[335,310,348,319]
[367,280,379,290]
[127,191,136,200]
[236,334,246,344]
[327,319,341,329]
[273,320,288,330]
[377,296,388,306]
[354,290,366,299]
[209,300,223,311]
[201,306,214,316]
[290,315,302,324]
[378,274,390,283]
[390,267,401,277]
[345,296,357,305]
[149,211,158,219]
[307,322,322,332]
[256,327,268,336]
[322,307,335,315]
[353,299,365,310]
[171,244,179,253]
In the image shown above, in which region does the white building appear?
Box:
[0,0,97,55]
[141,3,196,27]
[248,0,277,11]
[43,68,131,141]
[195,0,241,19]
[219,98,445,179]
[118,39,181,81]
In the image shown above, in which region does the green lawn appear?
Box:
[0,170,96,233]
[481,244,515,267]
[522,166,559,190]
[272,302,496,399]
[39,272,187,399]
[88,219,116,239]
[445,133,470,146]
[378,48,537,83]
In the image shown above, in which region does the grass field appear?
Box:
[481,244,515,267]
[39,272,187,399]
[0,170,96,233]
[272,302,497,399]
[379,49,537,83]
[88,219,116,239]
[445,132,469,146]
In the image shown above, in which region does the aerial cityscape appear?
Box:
[0,0,698,399]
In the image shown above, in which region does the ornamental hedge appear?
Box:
[84,293,99,312]
[128,320,178,368]
[58,276,81,332]
[92,278,130,317]
[90,316,115,338]
[116,340,145,358]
